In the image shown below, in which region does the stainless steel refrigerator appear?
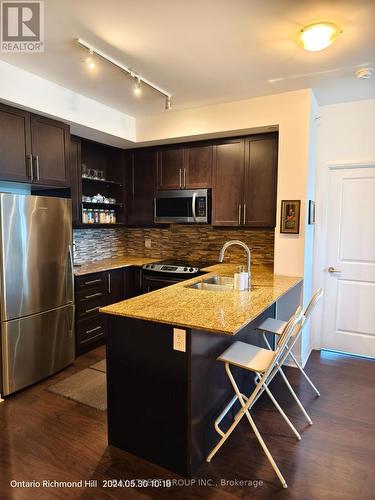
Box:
[0,194,74,396]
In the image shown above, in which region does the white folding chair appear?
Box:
[207,306,304,489]
[256,289,323,424]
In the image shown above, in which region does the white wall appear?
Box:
[0,60,136,144]
[137,89,317,283]
[312,98,375,349]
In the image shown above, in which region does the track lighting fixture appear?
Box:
[77,38,172,110]
[165,96,172,110]
[133,76,142,96]
[86,49,96,71]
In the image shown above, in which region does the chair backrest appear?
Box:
[303,288,324,323]
[274,306,304,361]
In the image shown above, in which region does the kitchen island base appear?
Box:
[105,306,274,477]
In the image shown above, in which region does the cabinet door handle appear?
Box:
[27,155,34,181]
[179,168,182,188]
[84,279,102,286]
[85,325,102,335]
[108,273,111,293]
[84,292,103,299]
[35,155,40,181]
[85,306,100,314]
[82,330,103,343]
[243,203,246,225]
[183,168,186,188]
[238,204,242,225]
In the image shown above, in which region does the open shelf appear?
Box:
[82,201,123,208]
[82,177,123,187]
[74,223,126,229]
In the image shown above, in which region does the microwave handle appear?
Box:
[192,192,198,222]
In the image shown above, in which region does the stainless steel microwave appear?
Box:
[154,189,210,224]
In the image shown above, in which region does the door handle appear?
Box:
[179,168,182,188]
[27,155,33,181]
[328,267,342,273]
[192,192,198,222]
[68,245,74,302]
[243,203,247,225]
[183,168,186,188]
[35,155,40,181]
[238,204,242,225]
[108,273,111,294]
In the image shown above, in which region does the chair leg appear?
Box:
[289,351,320,396]
[262,331,313,425]
[278,367,313,425]
[225,364,288,488]
[258,377,301,441]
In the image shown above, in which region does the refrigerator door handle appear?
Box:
[68,245,74,302]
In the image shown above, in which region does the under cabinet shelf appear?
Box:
[73,223,126,229]
[82,201,123,208]
[81,177,123,187]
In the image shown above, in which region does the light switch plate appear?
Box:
[173,328,186,352]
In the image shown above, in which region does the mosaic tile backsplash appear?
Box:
[73,226,274,266]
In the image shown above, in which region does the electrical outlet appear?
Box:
[173,328,186,352]
[144,238,152,249]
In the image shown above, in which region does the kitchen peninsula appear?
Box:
[101,264,302,476]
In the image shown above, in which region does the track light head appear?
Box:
[165,96,172,110]
[133,76,142,96]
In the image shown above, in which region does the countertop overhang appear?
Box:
[100,263,303,335]
[74,256,160,276]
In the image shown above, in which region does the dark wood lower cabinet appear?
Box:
[75,267,142,354]
[105,305,274,476]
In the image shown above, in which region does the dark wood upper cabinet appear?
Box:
[212,139,245,226]
[157,143,213,190]
[30,114,70,187]
[212,134,278,228]
[184,144,212,189]
[0,103,31,182]
[127,149,157,226]
[157,146,184,190]
[70,137,82,225]
[244,135,278,227]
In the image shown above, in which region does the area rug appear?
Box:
[90,359,106,373]
[48,365,107,411]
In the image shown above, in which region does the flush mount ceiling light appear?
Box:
[356,67,373,79]
[298,22,342,52]
[77,38,172,110]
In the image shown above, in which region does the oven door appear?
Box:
[142,274,183,293]
[154,189,209,224]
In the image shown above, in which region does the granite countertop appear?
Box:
[100,264,303,335]
[74,256,160,276]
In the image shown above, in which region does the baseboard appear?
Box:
[282,347,313,369]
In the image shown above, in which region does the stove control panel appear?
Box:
[143,263,199,274]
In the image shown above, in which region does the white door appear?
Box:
[322,166,375,357]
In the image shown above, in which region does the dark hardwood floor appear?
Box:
[0,348,374,500]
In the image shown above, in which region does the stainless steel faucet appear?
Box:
[219,240,251,284]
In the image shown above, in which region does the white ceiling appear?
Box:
[1,0,374,117]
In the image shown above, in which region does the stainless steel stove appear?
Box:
[142,259,215,292]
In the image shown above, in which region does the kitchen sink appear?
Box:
[186,275,234,292]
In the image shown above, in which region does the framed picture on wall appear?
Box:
[308,200,316,224]
[280,200,300,234]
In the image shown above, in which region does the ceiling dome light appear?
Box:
[299,22,342,52]
[356,67,373,79]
